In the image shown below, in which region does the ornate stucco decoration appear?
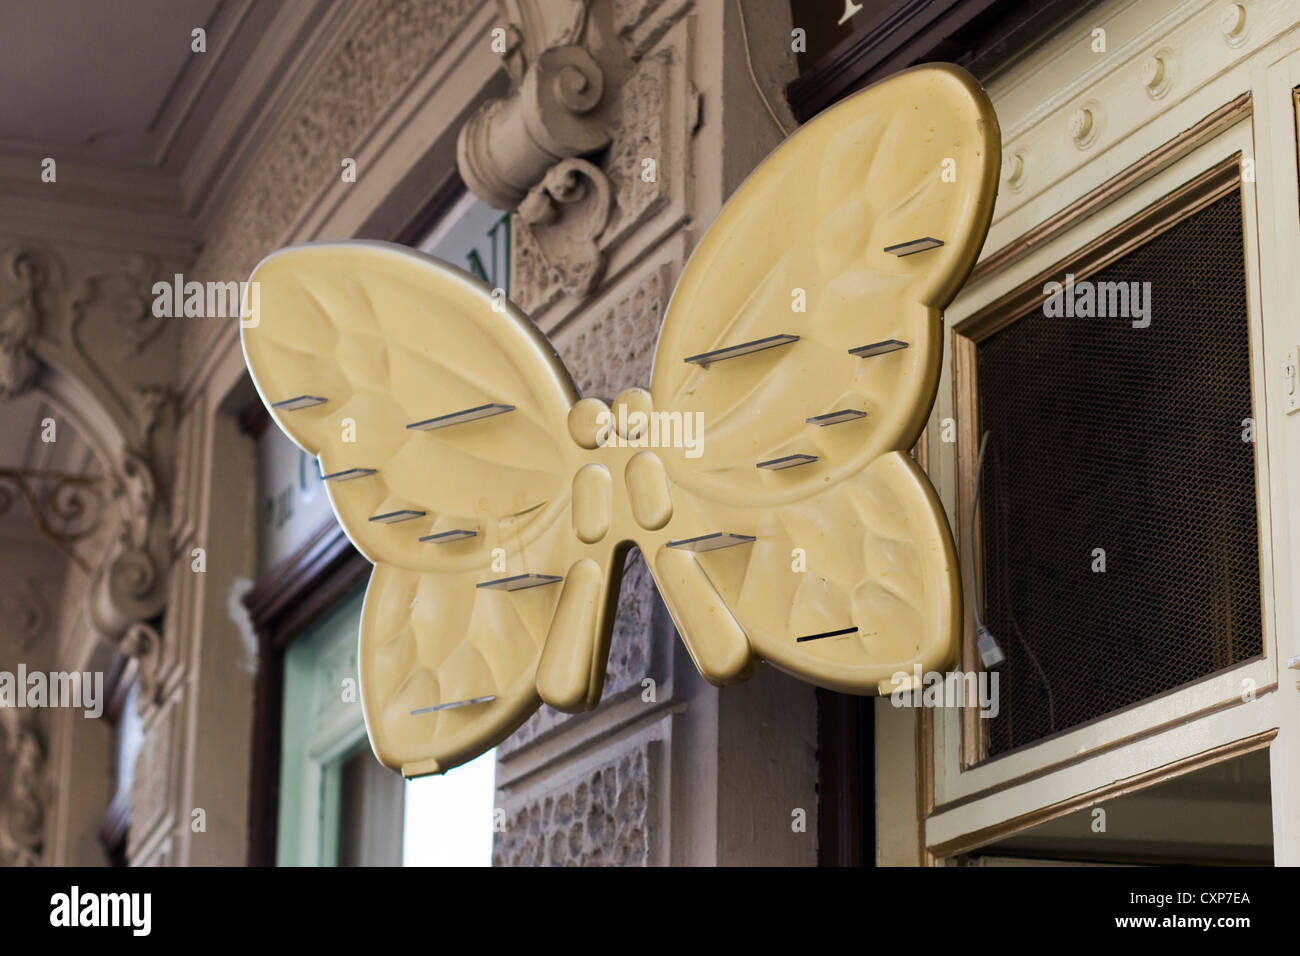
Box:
[0,469,103,571]
[4,579,51,652]
[517,157,613,296]
[89,450,172,706]
[0,251,52,401]
[458,45,610,209]
[59,264,178,709]
[0,707,47,867]
[0,242,178,712]
[458,1,622,296]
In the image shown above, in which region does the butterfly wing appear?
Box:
[241,242,587,774]
[647,64,998,692]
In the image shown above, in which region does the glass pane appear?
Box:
[114,682,143,800]
[975,190,1260,758]
[962,749,1273,865]
[403,748,496,867]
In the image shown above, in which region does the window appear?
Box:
[276,586,403,866]
[961,750,1273,865]
[963,169,1261,762]
[925,85,1284,862]
[252,182,511,866]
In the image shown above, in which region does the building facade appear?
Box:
[0,0,1295,867]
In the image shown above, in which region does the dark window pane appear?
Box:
[976,189,1261,758]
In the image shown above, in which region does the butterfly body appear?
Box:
[242,63,999,776]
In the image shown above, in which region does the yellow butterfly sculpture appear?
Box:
[241,64,999,777]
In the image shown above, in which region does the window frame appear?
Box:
[926,108,1284,857]
[953,151,1266,771]
[274,584,407,866]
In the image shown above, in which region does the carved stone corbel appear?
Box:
[458,22,618,297]
[0,239,175,715]
[458,44,611,210]
[518,157,613,295]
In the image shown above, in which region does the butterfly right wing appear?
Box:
[241,241,586,775]
[646,64,998,693]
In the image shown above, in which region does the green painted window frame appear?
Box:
[275,585,403,866]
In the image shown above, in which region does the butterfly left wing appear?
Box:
[241,242,604,775]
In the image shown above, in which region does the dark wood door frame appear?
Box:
[817,690,874,866]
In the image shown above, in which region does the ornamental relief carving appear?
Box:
[0,707,47,867]
[0,469,104,573]
[69,259,180,452]
[63,262,176,706]
[0,241,178,711]
[461,0,692,312]
[602,47,674,248]
[89,450,172,708]
[0,248,58,402]
[3,579,51,653]
[613,0,692,60]
[516,157,612,297]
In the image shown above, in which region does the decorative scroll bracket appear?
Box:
[89,451,172,708]
[0,469,104,572]
[518,157,612,296]
[457,39,615,297]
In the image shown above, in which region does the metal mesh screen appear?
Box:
[975,188,1261,759]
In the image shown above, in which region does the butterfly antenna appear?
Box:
[735,0,790,138]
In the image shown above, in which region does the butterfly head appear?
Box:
[566,387,656,451]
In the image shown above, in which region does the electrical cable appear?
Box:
[987,431,1058,732]
[735,0,791,138]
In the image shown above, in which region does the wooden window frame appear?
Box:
[925,101,1285,857]
[242,515,370,866]
[953,153,1258,769]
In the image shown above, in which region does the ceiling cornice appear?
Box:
[0,0,362,255]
